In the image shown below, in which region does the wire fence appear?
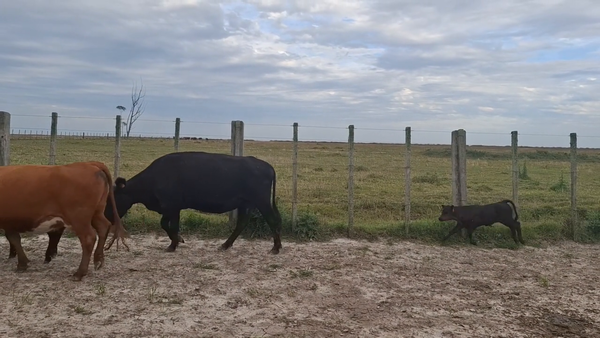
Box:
[3,112,600,237]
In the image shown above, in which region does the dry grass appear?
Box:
[8,135,600,245]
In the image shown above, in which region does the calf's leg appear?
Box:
[5,232,30,271]
[442,222,463,242]
[467,226,477,245]
[500,218,525,245]
[516,221,525,244]
[508,225,519,244]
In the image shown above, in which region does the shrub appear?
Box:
[519,159,530,180]
[550,172,568,193]
[293,211,319,241]
[585,211,600,239]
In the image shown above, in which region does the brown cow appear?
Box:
[0,161,129,281]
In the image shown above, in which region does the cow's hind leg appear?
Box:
[256,203,283,254]
[91,214,111,270]
[45,228,64,263]
[220,207,251,251]
[5,232,29,271]
[72,225,97,281]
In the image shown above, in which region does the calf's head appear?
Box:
[438,205,457,222]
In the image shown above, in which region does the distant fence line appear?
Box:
[0,111,583,239]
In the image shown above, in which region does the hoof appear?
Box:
[71,274,84,282]
[94,260,104,270]
[269,247,281,255]
[219,243,231,251]
[178,235,185,244]
[16,265,28,272]
[166,246,176,252]
[45,253,56,264]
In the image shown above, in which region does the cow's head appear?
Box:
[104,177,135,222]
[438,205,456,222]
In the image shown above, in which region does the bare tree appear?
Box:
[123,81,146,138]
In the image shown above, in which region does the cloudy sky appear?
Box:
[1,0,599,147]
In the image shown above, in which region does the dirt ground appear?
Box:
[0,234,599,338]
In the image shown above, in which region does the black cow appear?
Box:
[438,199,525,245]
[103,151,283,253]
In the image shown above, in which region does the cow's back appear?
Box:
[134,152,275,212]
[144,151,273,187]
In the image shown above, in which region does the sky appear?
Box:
[1,0,600,147]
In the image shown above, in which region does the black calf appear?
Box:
[438,199,525,245]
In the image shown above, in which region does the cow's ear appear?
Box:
[115,177,127,190]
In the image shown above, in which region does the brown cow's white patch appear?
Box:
[30,217,68,234]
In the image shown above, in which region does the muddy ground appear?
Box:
[0,234,599,338]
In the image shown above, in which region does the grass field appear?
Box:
[9,135,600,247]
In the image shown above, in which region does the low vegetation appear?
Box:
[9,136,600,247]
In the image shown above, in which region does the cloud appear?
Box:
[1,0,599,148]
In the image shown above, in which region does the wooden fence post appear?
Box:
[451,129,467,237]
[451,129,468,206]
[114,115,122,179]
[570,132,578,240]
[404,126,411,235]
[229,120,244,228]
[0,111,10,166]
[174,118,181,152]
[451,130,459,206]
[457,129,467,206]
[291,122,299,232]
[511,131,519,207]
[49,112,58,165]
[347,125,355,237]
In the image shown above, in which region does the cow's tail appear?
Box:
[503,199,519,221]
[92,162,130,251]
[271,167,281,221]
